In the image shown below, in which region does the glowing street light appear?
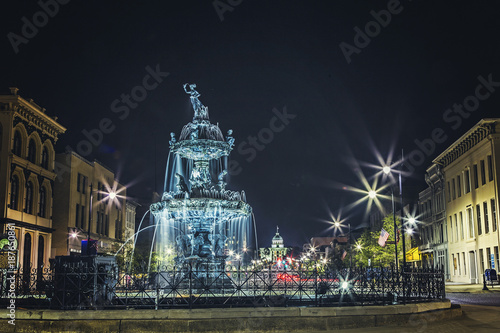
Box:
[368,190,377,199]
[382,166,391,175]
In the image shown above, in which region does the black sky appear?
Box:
[2,0,500,247]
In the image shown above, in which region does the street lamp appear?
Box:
[336,220,353,269]
[382,165,400,271]
[86,183,118,256]
[86,183,94,256]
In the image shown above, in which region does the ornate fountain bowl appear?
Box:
[151,198,252,221]
[170,140,232,161]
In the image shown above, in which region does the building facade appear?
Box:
[433,119,500,283]
[0,88,66,272]
[259,226,289,263]
[52,151,128,256]
[417,164,449,279]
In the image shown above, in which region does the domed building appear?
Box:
[259,226,290,263]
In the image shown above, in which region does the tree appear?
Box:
[353,215,403,268]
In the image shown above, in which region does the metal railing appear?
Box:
[0,263,445,310]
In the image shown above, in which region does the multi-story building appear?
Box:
[122,200,139,254]
[52,151,127,256]
[417,164,449,279]
[433,119,500,284]
[0,87,66,272]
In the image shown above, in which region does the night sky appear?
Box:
[2,1,500,247]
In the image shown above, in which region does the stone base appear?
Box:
[0,300,461,333]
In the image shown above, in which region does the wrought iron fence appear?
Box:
[0,262,445,310]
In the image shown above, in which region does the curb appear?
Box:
[0,301,462,333]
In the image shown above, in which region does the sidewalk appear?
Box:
[445,281,500,293]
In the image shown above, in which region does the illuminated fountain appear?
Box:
[150,84,253,269]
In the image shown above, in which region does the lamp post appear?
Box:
[348,222,352,270]
[86,183,117,256]
[335,220,352,269]
[87,183,94,256]
[383,167,399,272]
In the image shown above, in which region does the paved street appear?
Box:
[307,284,500,333]
[446,292,500,306]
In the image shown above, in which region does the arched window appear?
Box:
[41,146,49,169]
[13,131,22,156]
[37,235,45,287]
[39,186,47,218]
[38,236,45,268]
[10,175,19,210]
[25,181,34,214]
[28,138,36,163]
[23,233,32,278]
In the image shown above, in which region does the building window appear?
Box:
[473,164,479,189]
[96,212,101,234]
[77,173,87,193]
[39,186,47,218]
[447,182,451,202]
[495,247,499,273]
[486,248,492,269]
[462,252,466,275]
[449,216,453,242]
[479,249,484,273]
[13,131,22,156]
[484,202,489,234]
[10,175,19,210]
[25,181,34,215]
[451,254,457,275]
[440,223,444,243]
[454,214,458,242]
[465,169,471,193]
[459,211,464,239]
[492,199,497,232]
[488,155,494,181]
[477,204,482,235]
[452,178,456,200]
[467,207,474,238]
[81,205,86,230]
[41,147,49,169]
[23,233,32,273]
[480,160,486,185]
[457,175,461,197]
[27,139,36,163]
[38,235,44,270]
[105,215,109,236]
[75,204,80,228]
[457,254,461,275]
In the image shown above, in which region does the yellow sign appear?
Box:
[406,247,421,262]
